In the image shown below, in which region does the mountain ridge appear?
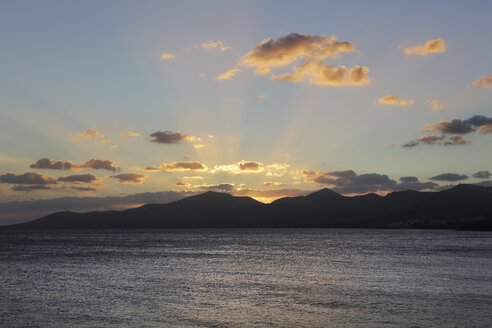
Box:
[3,184,492,230]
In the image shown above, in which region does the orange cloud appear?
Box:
[428,99,443,111]
[403,38,446,56]
[472,75,492,88]
[161,53,176,60]
[77,129,104,140]
[241,33,356,75]
[216,68,241,80]
[123,131,140,137]
[378,95,414,106]
[201,40,231,52]
[271,61,370,87]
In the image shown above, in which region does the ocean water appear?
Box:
[1,229,491,328]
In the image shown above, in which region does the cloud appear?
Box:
[12,185,53,192]
[145,161,207,172]
[478,124,492,134]
[111,173,147,184]
[199,183,235,193]
[83,159,120,171]
[428,99,443,111]
[241,33,356,75]
[425,119,475,134]
[70,186,97,192]
[403,115,492,148]
[0,172,57,185]
[403,134,471,148]
[444,135,471,146]
[472,171,491,179]
[193,144,205,149]
[402,140,419,148]
[161,53,176,60]
[403,38,446,56]
[271,61,370,86]
[424,115,492,134]
[326,170,357,178]
[123,131,140,137]
[309,170,439,194]
[216,68,241,80]
[77,129,104,140]
[57,174,98,184]
[30,158,75,170]
[419,135,445,145]
[212,161,264,174]
[240,33,368,87]
[110,145,119,149]
[175,181,190,187]
[378,95,414,106]
[263,181,288,187]
[30,158,119,172]
[149,131,196,144]
[201,40,231,52]
[399,176,418,183]
[472,75,492,88]
[429,173,468,181]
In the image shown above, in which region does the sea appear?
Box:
[1,229,491,328]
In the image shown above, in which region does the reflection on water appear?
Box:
[1,229,491,327]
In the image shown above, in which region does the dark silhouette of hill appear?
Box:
[4,184,492,230]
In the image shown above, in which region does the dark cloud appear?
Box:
[404,115,492,148]
[83,159,120,172]
[30,158,120,172]
[149,131,195,144]
[402,140,419,148]
[403,135,471,148]
[429,173,469,181]
[400,176,418,183]
[424,115,492,135]
[238,161,262,171]
[199,183,235,193]
[311,171,439,194]
[465,115,492,127]
[145,161,207,172]
[58,174,98,183]
[472,171,491,179]
[426,119,475,134]
[326,170,356,178]
[444,135,472,146]
[70,186,98,192]
[12,185,53,192]
[111,174,146,184]
[0,172,57,185]
[30,158,75,170]
[473,180,492,187]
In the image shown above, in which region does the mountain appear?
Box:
[3,185,492,230]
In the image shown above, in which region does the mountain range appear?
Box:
[3,184,492,230]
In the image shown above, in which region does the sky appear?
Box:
[1,1,492,223]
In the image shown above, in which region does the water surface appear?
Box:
[1,229,491,327]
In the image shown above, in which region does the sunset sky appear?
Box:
[1,1,492,223]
